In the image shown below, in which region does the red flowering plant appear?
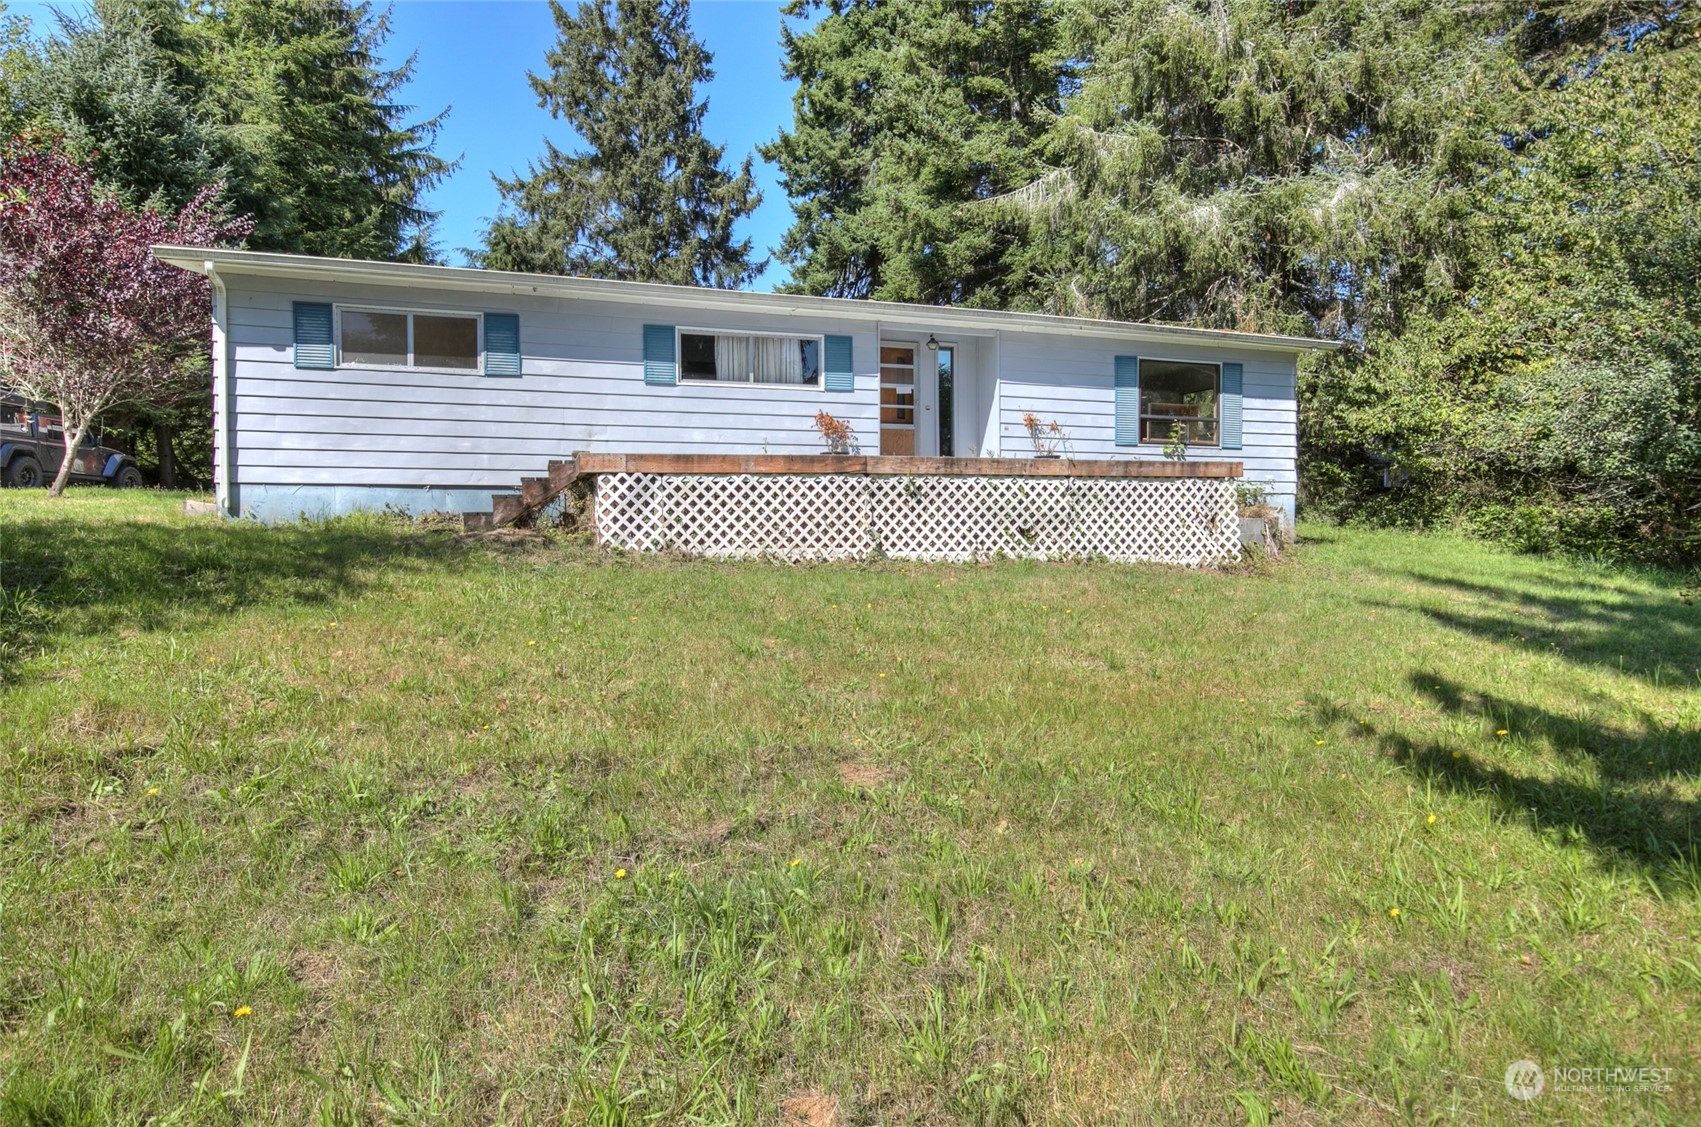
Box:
[814,410,858,454]
[0,139,252,495]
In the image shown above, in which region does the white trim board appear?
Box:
[155,246,1343,356]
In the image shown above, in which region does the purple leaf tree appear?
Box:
[0,140,251,496]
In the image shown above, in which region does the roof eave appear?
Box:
[153,245,1344,353]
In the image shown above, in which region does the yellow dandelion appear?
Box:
[1388,907,1400,919]
[790,858,802,868]
[1452,750,1462,758]
[1496,729,1509,737]
[1339,773,1347,780]
[614,868,628,880]
[1314,739,1325,746]
[146,786,160,796]
[233,1005,252,1018]
[1238,698,1246,703]
[878,673,887,678]
[1427,814,1437,825]
[527,640,537,646]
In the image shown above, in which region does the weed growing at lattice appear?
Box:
[1,489,1697,1123]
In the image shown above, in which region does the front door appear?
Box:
[879,343,917,455]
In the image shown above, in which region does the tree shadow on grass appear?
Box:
[0,511,468,686]
[1319,671,1701,891]
[1370,568,1701,685]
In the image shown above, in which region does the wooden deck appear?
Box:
[571,452,1244,479]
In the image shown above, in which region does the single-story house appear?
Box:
[152,246,1337,560]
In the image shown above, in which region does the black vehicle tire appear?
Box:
[3,454,42,488]
[111,464,144,489]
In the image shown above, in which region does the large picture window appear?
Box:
[1140,359,1220,446]
[339,308,480,371]
[679,330,821,385]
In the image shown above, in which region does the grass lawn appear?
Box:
[1,490,1698,1125]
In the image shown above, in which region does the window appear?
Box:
[339,308,480,371]
[1140,359,1220,446]
[679,330,821,385]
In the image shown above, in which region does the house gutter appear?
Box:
[152,245,1345,356]
[205,261,236,516]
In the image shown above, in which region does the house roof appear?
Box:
[153,246,1342,354]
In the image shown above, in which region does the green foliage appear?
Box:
[24,3,224,212]
[478,0,761,287]
[0,2,40,138]
[1303,17,1701,561]
[763,0,1069,304]
[178,0,454,261]
[14,0,453,261]
[977,0,1522,331]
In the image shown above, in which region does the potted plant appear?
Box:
[1022,412,1067,458]
[814,410,858,455]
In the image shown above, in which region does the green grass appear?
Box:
[2,489,1698,1124]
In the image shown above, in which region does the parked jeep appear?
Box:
[1,396,143,489]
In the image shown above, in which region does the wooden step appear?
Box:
[461,457,582,532]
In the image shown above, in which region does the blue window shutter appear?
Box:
[824,335,854,392]
[1220,362,1244,450]
[293,302,334,370]
[484,313,521,376]
[643,324,677,386]
[1114,355,1140,446]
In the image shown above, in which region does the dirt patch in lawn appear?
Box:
[781,1091,840,1127]
[836,761,896,788]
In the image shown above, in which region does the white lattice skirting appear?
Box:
[592,472,1241,566]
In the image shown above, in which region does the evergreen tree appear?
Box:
[762,0,1068,305]
[180,0,454,261]
[478,0,762,288]
[1303,12,1701,557]
[17,0,452,262]
[0,3,39,138]
[24,2,225,212]
[986,0,1521,332]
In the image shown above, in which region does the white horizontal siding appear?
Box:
[995,331,1298,504]
[224,273,881,488]
[219,272,1302,508]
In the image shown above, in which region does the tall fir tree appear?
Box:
[762,0,1068,305]
[984,0,1522,332]
[180,0,454,261]
[24,1,224,213]
[478,0,762,288]
[18,0,453,262]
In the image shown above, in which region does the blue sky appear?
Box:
[11,0,808,289]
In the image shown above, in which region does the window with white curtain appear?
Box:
[680,330,822,385]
